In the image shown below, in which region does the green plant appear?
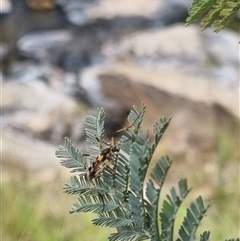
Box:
[186,0,240,32]
[56,104,239,241]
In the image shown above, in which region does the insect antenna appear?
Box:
[110,112,142,145]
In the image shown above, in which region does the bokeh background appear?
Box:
[1,0,239,240]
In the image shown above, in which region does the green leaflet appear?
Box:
[186,0,240,32]
[55,137,85,170]
[56,103,220,241]
[177,196,211,241]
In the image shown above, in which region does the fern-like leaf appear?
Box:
[56,103,215,241]
[186,0,240,32]
[145,156,172,241]
[85,107,105,155]
[92,217,133,228]
[55,137,85,170]
[160,178,191,241]
[225,239,240,241]
[177,196,211,241]
[200,231,211,241]
[109,230,149,241]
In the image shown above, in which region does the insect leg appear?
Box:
[70,154,90,173]
[113,112,141,135]
[96,137,110,147]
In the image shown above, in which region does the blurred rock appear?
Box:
[102,24,206,66]
[154,0,192,26]
[102,23,239,89]
[86,0,190,25]
[210,66,238,88]
[87,0,160,19]
[17,30,72,61]
[8,0,196,76]
[80,66,118,109]
[80,63,239,119]
[201,28,240,66]
[1,80,85,143]
[0,0,12,16]
[2,0,69,56]
[200,28,239,87]
[0,43,10,71]
[2,0,239,176]
[0,42,9,61]
[78,63,239,163]
[2,130,60,171]
[9,61,57,83]
[26,0,56,10]
[56,0,97,26]
[57,71,90,105]
[80,66,139,135]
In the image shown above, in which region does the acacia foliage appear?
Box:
[186,0,240,32]
[56,103,237,241]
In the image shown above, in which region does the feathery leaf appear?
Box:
[186,0,240,32]
[56,103,214,240]
[55,137,85,170]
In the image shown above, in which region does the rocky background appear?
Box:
[1,0,239,212]
[1,0,240,239]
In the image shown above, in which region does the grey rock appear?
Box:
[56,0,97,26]
[9,62,55,83]
[80,65,119,109]
[1,80,82,142]
[201,28,240,66]
[17,30,72,61]
[0,42,9,61]
[102,24,206,65]
[0,0,12,15]
[154,0,192,26]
